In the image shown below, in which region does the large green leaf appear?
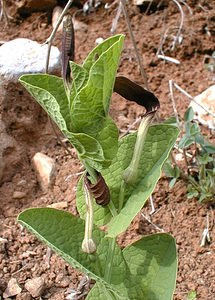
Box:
[107,124,179,237]
[69,61,89,109]
[19,35,124,169]
[19,74,106,165]
[70,35,124,132]
[18,209,177,300]
[83,35,125,73]
[18,208,128,298]
[122,233,177,300]
[88,234,177,300]
[68,36,124,166]
[19,74,70,132]
[87,282,118,300]
[77,124,179,229]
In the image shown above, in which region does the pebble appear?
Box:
[52,6,64,32]
[12,191,27,199]
[24,277,45,298]
[16,292,32,300]
[73,19,88,32]
[133,0,168,6]
[55,274,70,288]
[3,278,22,298]
[32,152,56,192]
[0,278,7,292]
[190,85,215,130]
[48,201,68,209]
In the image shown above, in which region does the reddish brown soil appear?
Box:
[0,1,215,299]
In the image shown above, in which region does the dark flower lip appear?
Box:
[61,14,74,85]
[114,76,160,115]
[84,172,110,207]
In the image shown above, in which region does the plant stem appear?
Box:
[104,237,116,283]
[183,148,190,176]
[103,172,128,284]
[108,202,118,217]
[83,162,98,184]
[118,181,125,212]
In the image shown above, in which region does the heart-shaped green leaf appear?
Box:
[18,208,127,297]
[77,124,179,232]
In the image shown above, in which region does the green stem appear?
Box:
[188,176,201,193]
[83,161,98,184]
[118,181,125,212]
[104,238,116,283]
[108,202,118,217]
[104,177,126,284]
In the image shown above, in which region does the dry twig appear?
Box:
[171,0,185,50]
[43,0,75,157]
[0,0,12,25]
[44,0,74,73]
[200,212,211,247]
[111,1,123,34]
[141,213,164,232]
[120,0,149,90]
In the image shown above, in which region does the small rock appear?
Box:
[17,179,27,187]
[190,85,215,130]
[3,278,22,298]
[55,274,70,288]
[24,277,45,298]
[73,19,88,32]
[0,278,7,294]
[52,6,64,32]
[48,201,68,209]
[133,0,168,7]
[12,191,27,199]
[16,292,32,300]
[95,37,104,45]
[32,152,56,192]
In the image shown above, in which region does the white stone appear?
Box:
[3,278,22,298]
[24,277,45,298]
[32,152,56,192]
[95,37,104,45]
[0,38,61,82]
[190,85,215,130]
[133,0,168,6]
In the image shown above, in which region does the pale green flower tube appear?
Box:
[82,180,97,254]
[123,112,155,185]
